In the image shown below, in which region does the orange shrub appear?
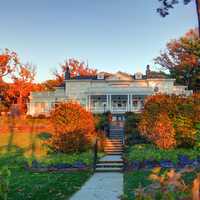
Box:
[152,113,176,149]
[139,112,176,149]
[139,93,200,149]
[50,102,96,153]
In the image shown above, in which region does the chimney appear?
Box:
[146,65,151,78]
[65,66,70,80]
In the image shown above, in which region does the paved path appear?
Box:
[69,172,123,200]
[70,122,124,200]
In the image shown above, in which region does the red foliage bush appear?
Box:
[139,93,200,149]
[50,102,96,153]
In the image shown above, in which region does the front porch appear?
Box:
[87,94,145,114]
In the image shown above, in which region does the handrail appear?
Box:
[92,138,98,173]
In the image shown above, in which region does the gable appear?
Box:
[106,71,132,81]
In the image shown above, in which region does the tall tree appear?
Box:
[0,49,18,81]
[7,64,37,113]
[155,29,200,91]
[54,58,97,83]
[157,0,200,36]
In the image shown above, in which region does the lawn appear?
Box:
[0,116,98,200]
[9,169,91,200]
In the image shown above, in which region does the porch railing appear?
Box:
[90,105,144,113]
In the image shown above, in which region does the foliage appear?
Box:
[0,49,44,114]
[126,144,200,163]
[134,167,200,200]
[94,113,109,131]
[50,102,96,153]
[157,0,200,39]
[174,116,196,147]
[124,171,151,200]
[124,112,148,145]
[149,112,176,149]
[0,167,11,200]
[53,58,97,85]
[138,94,200,149]
[6,64,37,113]
[157,0,194,17]
[40,151,98,166]
[155,29,200,90]
[0,49,18,81]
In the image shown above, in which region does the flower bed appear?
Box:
[124,144,200,171]
[26,160,90,172]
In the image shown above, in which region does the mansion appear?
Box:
[27,66,192,119]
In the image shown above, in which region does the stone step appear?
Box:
[106,152,123,155]
[104,147,122,149]
[104,150,123,152]
[96,163,123,168]
[105,144,122,146]
[95,167,123,172]
[105,140,122,142]
[105,142,122,145]
[106,139,122,141]
[98,160,123,164]
[105,151,123,154]
[104,147,123,150]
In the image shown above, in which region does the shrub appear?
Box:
[134,167,197,200]
[138,94,200,149]
[152,113,176,149]
[174,116,196,148]
[50,102,96,153]
[94,114,109,131]
[139,112,176,149]
[124,112,147,145]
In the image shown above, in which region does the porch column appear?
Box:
[86,96,88,111]
[106,94,109,111]
[109,94,112,111]
[130,94,133,112]
[127,94,130,112]
[88,95,91,111]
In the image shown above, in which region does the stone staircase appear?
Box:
[95,122,124,172]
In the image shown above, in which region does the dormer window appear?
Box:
[97,73,104,80]
[135,72,143,80]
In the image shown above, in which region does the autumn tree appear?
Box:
[7,64,37,113]
[157,0,200,36]
[0,49,18,81]
[0,49,19,111]
[54,58,97,83]
[155,29,200,90]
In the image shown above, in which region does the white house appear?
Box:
[27,65,192,120]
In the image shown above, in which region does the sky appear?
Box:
[0,0,197,82]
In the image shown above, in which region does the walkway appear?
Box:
[70,121,124,200]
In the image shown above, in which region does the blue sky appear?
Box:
[0,0,197,82]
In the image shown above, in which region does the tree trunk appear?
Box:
[196,0,200,37]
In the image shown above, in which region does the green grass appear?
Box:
[8,169,91,200]
[0,152,92,200]
[126,144,200,163]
